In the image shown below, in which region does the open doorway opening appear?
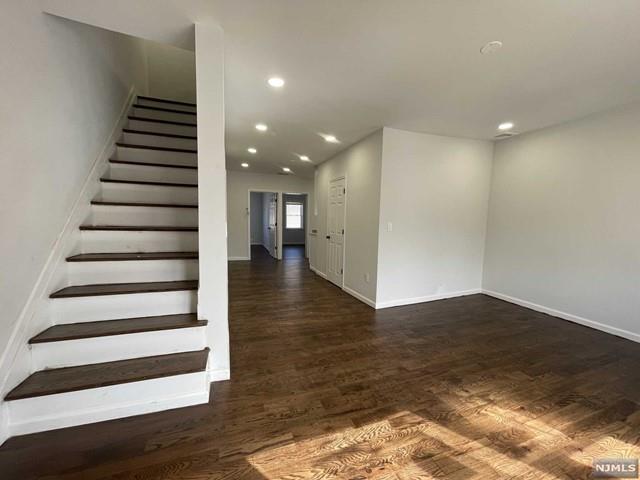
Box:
[282,193,308,260]
[249,191,279,259]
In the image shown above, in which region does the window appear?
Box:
[285,202,303,229]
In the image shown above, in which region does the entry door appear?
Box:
[267,193,278,258]
[327,178,346,286]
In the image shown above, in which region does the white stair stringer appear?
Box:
[50,290,197,324]
[8,372,209,437]
[32,327,207,370]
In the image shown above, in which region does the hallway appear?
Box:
[2,248,640,478]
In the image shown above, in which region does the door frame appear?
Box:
[326,175,347,288]
[247,190,282,260]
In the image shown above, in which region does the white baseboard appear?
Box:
[343,286,376,308]
[228,256,250,261]
[375,288,482,309]
[208,367,231,382]
[482,289,640,344]
[310,265,327,279]
[0,86,137,441]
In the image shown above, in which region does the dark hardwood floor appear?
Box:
[1,245,640,478]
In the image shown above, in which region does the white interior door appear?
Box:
[327,177,346,286]
[267,193,278,258]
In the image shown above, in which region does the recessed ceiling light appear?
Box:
[322,134,339,143]
[241,163,249,168]
[268,77,285,88]
[480,40,503,55]
[299,155,310,162]
[282,167,291,173]
[498,122,514,131]
[247,147,257,154]
[255,123,268,132]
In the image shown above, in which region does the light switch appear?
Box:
[387,222,393,232]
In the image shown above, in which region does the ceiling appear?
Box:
[42,0,640,178]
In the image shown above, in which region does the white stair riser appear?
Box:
[128,118,197,137]
[80,230,198,253]
[136,98,196,113]
[122,132,197,150]
[8,372,209,436]
[114,145,197,166]
[32,328,206,369]
[131,107,197,124]
[67,259,199,284]
[99,182,198,204]
[90,204,198,226]
[51,290,197,324]
[108,162,198,184]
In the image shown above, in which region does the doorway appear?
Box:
[249,191,279,259]
[327,177,346,287]
[282,193,308,259]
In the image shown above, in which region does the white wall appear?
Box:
[376,128,493,308]
[195,24,229,381]
[249,192,264,245]
[146,40,196,103]
[483,101,640,342]
[311,130,383,303]
[0,4,148,429]
[227,171,314,260]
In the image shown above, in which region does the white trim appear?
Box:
[228,256,250,261]
[0,86,137,410]
[208,367,231,382]
[482,290,640,344]
[0,403,8,447]
[343,286,376,308]
[375,289,482,309]
[310,265,327,279]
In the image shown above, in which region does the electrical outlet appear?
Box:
[365,273,370,283]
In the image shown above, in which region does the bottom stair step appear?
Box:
[5,348,209,400]
[30,313,207,343]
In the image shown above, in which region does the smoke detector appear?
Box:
[480,41,503,54]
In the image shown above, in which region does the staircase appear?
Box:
[4,96,211,436]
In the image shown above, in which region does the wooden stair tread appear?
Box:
[5,348,209,400]
[79,225,198,232]
[91,201,197,209]
[137,96,196,108]
[67,252,198,262]
[50,280,198,298]
[30,314,206,344]
[109,159,197,170]
[132,104,197,116]
[128,116,196,127]
[100,178,197,188]
[122,129,197,140]
[116,142,197,154]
